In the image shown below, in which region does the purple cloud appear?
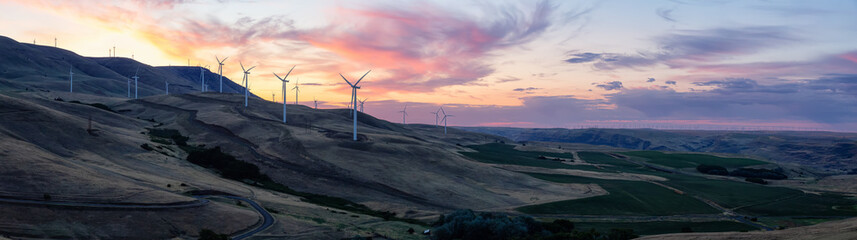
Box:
[595,81,623,91]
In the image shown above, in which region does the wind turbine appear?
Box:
[292,78,300,105]
[340,70,371,141]
[273,65,295,123]
[240,62,256,107]
[314,97,318,109]
[399,105,408,124]
[358,98,368,112]
[68,66,74,93]
[165,80,169,95]
[132,67,140,99]
[431,108,441,127]
[441,107,453,135]
[199,65,206,92]
[216,56,228,93]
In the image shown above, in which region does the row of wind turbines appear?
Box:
[66,56,454,141]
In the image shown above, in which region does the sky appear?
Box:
[2,0,857,132]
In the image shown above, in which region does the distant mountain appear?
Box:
[0,35,255,98]
[461,127,857,174]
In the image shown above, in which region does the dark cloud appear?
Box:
[513,87,541,92]
[665,80,677,85]
[694,78,757,89]
[564,52,602,63]
[595,81,623,91]
[647,77,656,82]
[656,8,676,22]
[568,26,797,70]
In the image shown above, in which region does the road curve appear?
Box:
[195,195,275,240]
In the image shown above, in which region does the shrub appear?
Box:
[543,219,575,233]
[607,228,638,240]
[731,168,787,180]
[431,209,543,240]
[745,177,768,185]
[186,147,265,181]
[141,143,154,151]
[696,164,728,176]
[198,229,228,240]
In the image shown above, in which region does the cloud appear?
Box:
[569,26,798,70]
[595,81,623,91]
[646,77,656,82]
[564,52,603,63]
[656,8,676,22]
[496,76,522,83]
[298,0,559,93]
[665,80,677,85]
[513,87,541,93]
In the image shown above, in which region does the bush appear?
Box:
[745,177,768,185]
[696,164,728,175]
[148,128,189,146]
[186,147,265,181]
[731,168,787,180]
[198,229,228,240]
[607,228,638,240]
[431,209,542,240]
[543,219,575,233]
[141,143,154,151]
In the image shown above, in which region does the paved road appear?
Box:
[195,195,275,240]
[0,196,208,209]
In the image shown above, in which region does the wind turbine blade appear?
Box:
[135,67,139,76]
[440,106,446,116]
[240,62,246,72]
[354,70,371,85]
[339,73,354,86]
[223,56,229,62]
[247,66,256,72]
[273,72,282,81]
[284,65,295,79]
[216,55,220,63]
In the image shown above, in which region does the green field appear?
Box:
[517,173,720,216]
[735,193,857,216]
[622,151,767,169]
[573,221,758,235]
[578,151,641,168]
[461,143,606,171]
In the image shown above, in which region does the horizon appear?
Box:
[3,0,857,132]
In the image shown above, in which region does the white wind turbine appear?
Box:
[68,66,74,93]
[292,78,300,105]
[441,107,453,135]
[340,70,371,141]
[240,62,256,107]
[314,97,318,109]
[132,67,140,99]
[216,56,228,93]
[199,65,206,92]
[165,80,169,95]
[358,98,368,112]
[273,65,295,123]
[431,108,441,127]
[399,105,408,124]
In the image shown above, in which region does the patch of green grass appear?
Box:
[517,173,719,216]
[659,174,800,209]
[577,152,640,168]
[573,221,758,235]
[622,151,767,169]
[461,143,607,172]
[736,193,857,216]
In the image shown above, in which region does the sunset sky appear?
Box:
[2,0,857,131]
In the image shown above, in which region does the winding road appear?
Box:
[194,195,275,240]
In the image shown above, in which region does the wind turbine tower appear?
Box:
[292,78,300,105]
[358,98,368,112]
[441,107,453,135]
[399,105,408,124]
[340,70,371,141]
[165,80,169,95]
[132,67,140,99]
[314,97,318,109]
[274,65,295,123]
[216,56,228,92]
[68,66,73,93]
[431,108,441,127]
[240,62,256,107]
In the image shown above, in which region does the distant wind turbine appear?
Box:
[441,107,453,135]
[68,66,73,93]
[240,62,256,107]
[273,65,295,123]
[200,65,206,92]
[314,97,318,109]
[216,56,228,93]
[132,67,140,99]
[431,108,441,127]
[340,70,371,141]
[399,105,408,124]
[292,78,300,105]
[165,80,169,95]
[358,98,368,112]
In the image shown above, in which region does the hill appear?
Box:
[0,35,255,98]
[461,127,857,174]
